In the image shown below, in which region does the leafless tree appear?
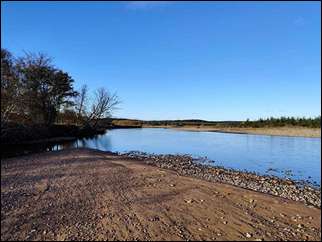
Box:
[87,88,120,127]
[74,86,120,127]
[74,84,88,124]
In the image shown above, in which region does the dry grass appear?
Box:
[162,126,321,138]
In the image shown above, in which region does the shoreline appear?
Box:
[1,148,321,240]
[142,125,321,138]
[120,151,321,208]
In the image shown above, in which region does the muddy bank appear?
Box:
[1,148,321,241]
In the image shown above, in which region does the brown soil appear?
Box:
[1,148,321,241]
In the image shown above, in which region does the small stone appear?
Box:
[169,184,175,187]
[223,221,228,224]
[245,232,252,238]
[185,199,193,204]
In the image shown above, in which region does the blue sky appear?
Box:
[1,1,321,121]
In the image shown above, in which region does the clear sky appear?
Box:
[1,1,321,121]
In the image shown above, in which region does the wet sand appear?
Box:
[1,148,321,241]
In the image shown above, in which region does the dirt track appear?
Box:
[1,148,321,241]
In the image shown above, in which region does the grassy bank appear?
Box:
[170,126,321,138]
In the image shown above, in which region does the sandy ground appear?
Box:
[1,148,321,241]
[159,126,321,138]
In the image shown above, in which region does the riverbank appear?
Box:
[1,149,321,241]
[142,125,321,138]
[1,123,107,145]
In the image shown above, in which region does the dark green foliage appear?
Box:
[16,52,77,124]
[241,116,321,128]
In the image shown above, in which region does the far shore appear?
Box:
[1,148,321,241]
[142,125,321,138]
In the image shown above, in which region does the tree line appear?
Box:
[103,117,321,129]
[241,116,321,128]
[1,49,120,128]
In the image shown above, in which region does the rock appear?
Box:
[245,232,252,238]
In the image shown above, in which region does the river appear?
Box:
[53,128,321,185]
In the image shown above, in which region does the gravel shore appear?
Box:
[121,151,321,208]
[1,148,321,241]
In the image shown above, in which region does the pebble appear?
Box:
[245,232,252,238]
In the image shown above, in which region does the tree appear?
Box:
[73,86,120,128]
[1,49,20,124]
[16,52,77,124]
[74,84,88,124]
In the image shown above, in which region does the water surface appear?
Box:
[57,128,321,185]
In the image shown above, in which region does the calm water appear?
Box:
[57,128,321,185]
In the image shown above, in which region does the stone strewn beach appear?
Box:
[121,151,321,208]
[1,148,321,241]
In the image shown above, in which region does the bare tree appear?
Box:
[74,84,88,124]
[86,88,120,127]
